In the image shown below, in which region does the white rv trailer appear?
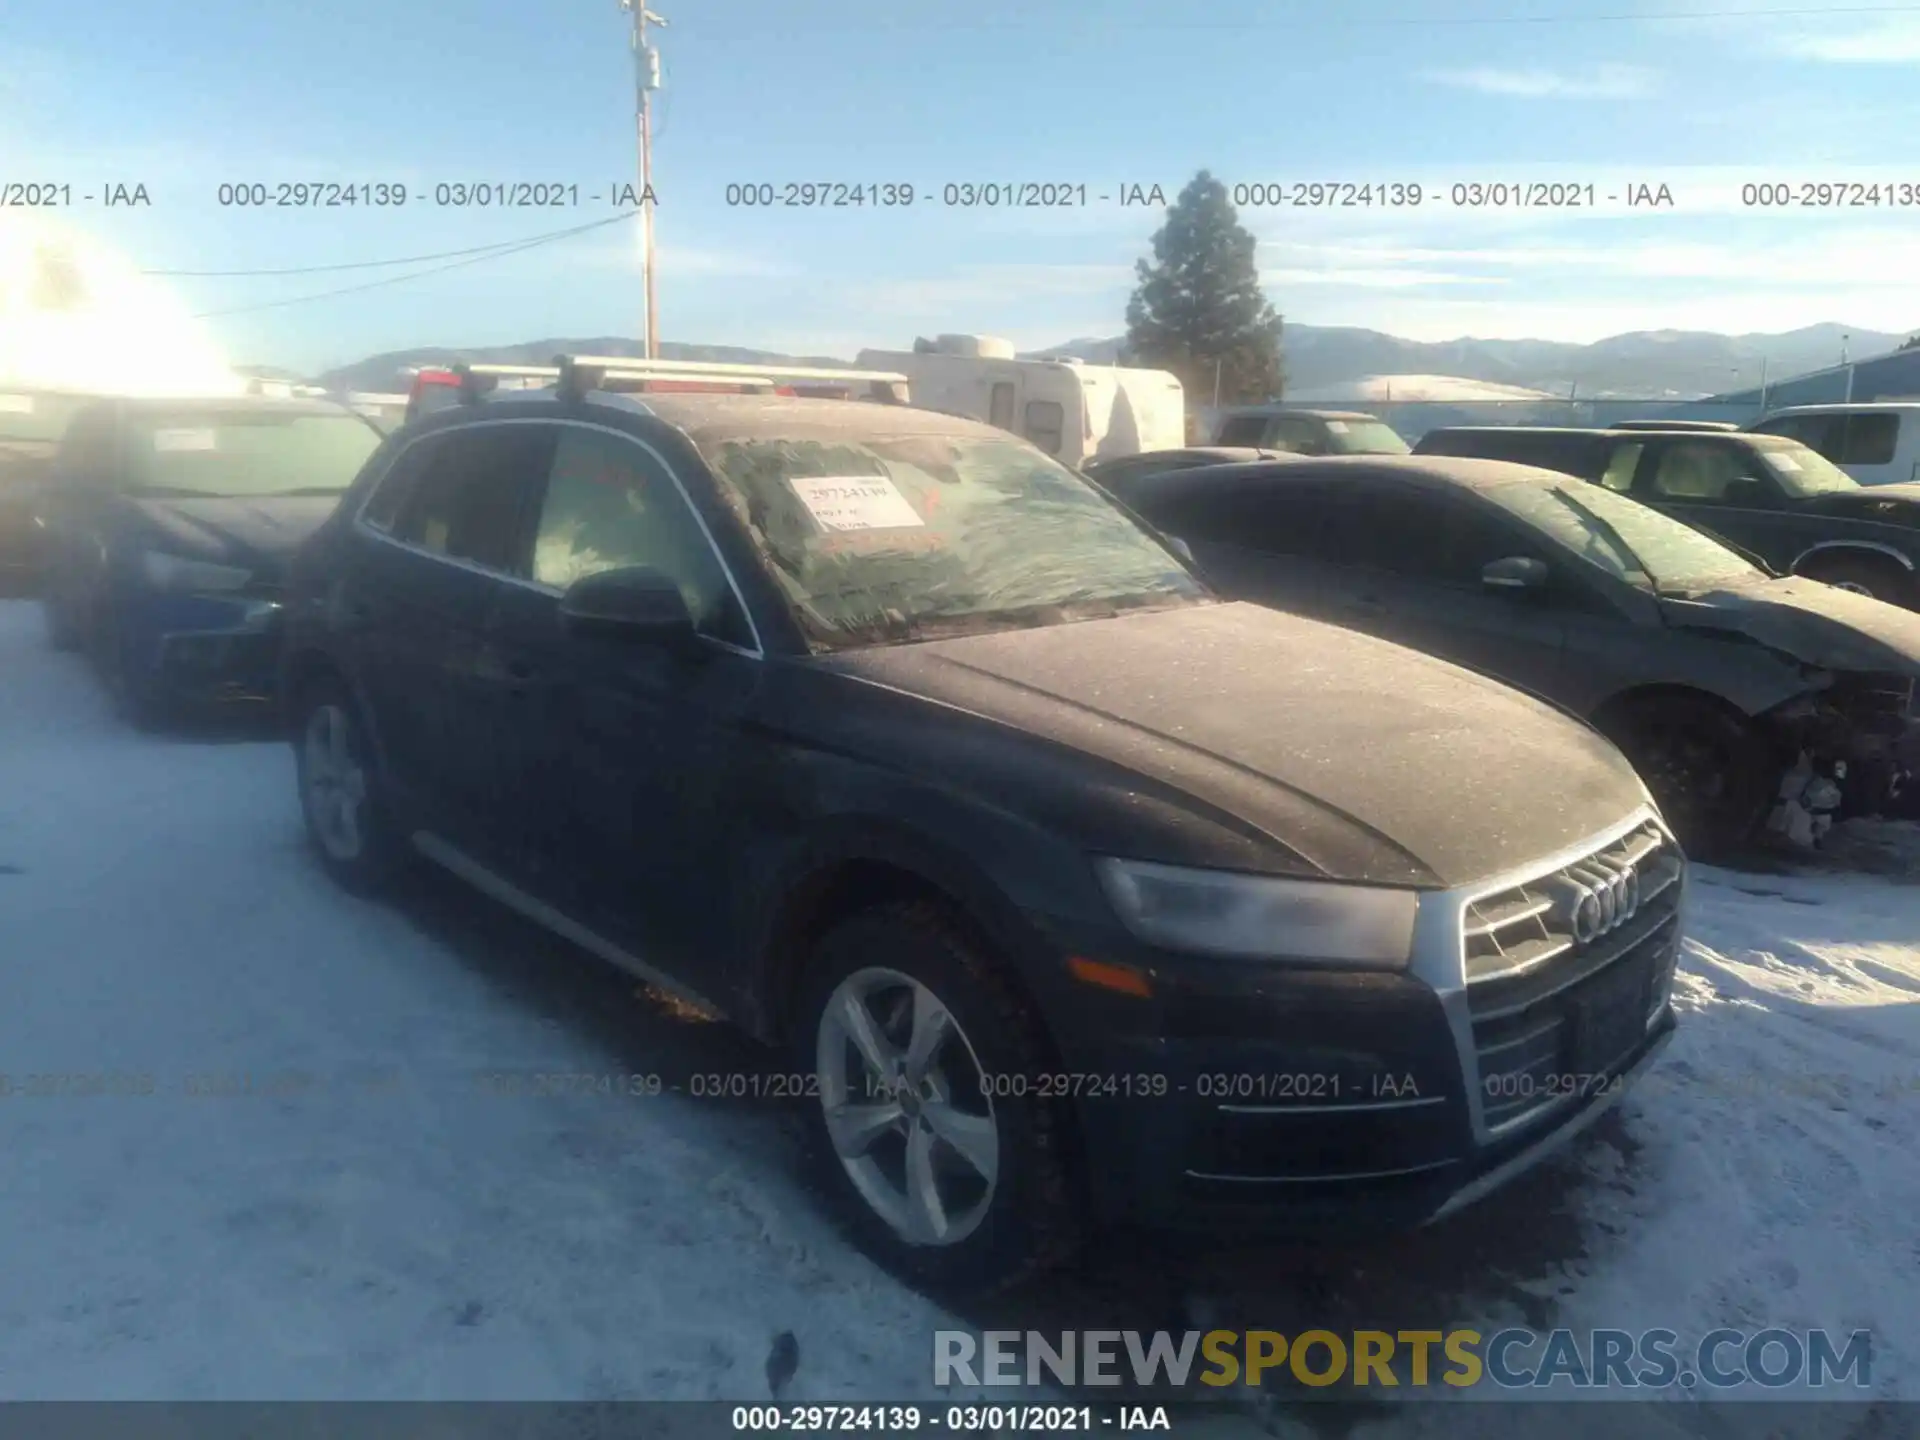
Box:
[854,335,1185,468]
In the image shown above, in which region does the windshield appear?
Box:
[1484,477,1763,593]
[1744,434,1858,497]
[1328,420,1411,456]
[0,389,93,448]
[694,430,1209,649]
[124,412,381,498]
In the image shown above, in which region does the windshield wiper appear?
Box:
[1554,490,1658,588]
[257,487,352,497]
[129,485,223,499]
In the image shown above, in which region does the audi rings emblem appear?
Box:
[1552,859,1641,943]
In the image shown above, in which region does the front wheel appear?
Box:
[794,903,1083,1292]
[1797,553,1914,608]
[294,679,406,893]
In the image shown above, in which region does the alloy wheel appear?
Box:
[302,703,370,862]
[814,966,1000,1247]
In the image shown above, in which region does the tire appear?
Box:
[293,676,407,894]
[1797,552,1913,607]
[1599,694,1778,861]
[43,584,81,651]
[793,902,1083,1293]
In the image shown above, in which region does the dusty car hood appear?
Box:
[821,601,1652,889]
[1657,575,1920,676]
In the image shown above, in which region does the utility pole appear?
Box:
[621,0,666,359]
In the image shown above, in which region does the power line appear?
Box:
[148,210,641,278]
[189,211,639,319]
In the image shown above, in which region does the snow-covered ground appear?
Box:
[1,596,1916,1419]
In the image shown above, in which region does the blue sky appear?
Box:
[5,0,1920,375]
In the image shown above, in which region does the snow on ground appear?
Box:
[1,594,1917,1421]
[0,602,957,1401]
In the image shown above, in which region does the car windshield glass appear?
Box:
[0,389,92,448]
[1331,420,1410,455]
[694,429,1210,650]
[123,412,381,497]
[1745,434,1858,497]
[1484,478,1763,592]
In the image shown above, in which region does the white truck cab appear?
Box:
[854,335,1185,468]
[1746,402,1920,486]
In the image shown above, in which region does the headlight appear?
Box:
[141,550,252,592]
[1093,858,1418,966]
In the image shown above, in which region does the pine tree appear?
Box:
[1125,171,1284,406]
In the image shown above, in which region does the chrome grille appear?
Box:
[1462,819,1683,1133]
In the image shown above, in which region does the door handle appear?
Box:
[504,658,536,694]
[1344,593,1385,610]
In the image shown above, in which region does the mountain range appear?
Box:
[311,323,1912,400]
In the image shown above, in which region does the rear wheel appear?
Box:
[1797,552,1913,607]
[294,678,406,893]
[1600,694,1778,861]
[793,903,1082,1292]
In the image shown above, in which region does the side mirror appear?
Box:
[1726,476,1770,505]
[1483,556,1549,591]
[1165,535,1195,564]
[559,566,698,650]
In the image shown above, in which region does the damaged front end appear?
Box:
[1758,671,1920,846]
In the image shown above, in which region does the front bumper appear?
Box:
[1041,809,1684,1237]
[123,589,287,706]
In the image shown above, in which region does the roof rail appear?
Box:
[453,354,913,403]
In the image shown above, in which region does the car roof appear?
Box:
[1134,453,1566,493]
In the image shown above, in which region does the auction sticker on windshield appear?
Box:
[0,395,34,414]
[1325,419,1349,433]
[1764,451,1802,472]
[789,475,926,531]
[153,428,218,452]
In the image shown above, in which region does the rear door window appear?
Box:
[1215,415,1271,446]
[1599,442,1644,492]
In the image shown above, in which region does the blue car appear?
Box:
[36,395,384,726]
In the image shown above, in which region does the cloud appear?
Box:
[1260,267,1506,289]
[1261,229,1920,287]
[1769,19,1920,61]
[1424,64,1653,98]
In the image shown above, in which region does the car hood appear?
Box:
[1657,574,1920,676]
[133,496,343,570]
[1799,483,1920,526]
[819,601,1652,889]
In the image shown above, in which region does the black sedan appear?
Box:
[1414,424,1920,609]
[1106,454,1920,855]
[36,395,384,725]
